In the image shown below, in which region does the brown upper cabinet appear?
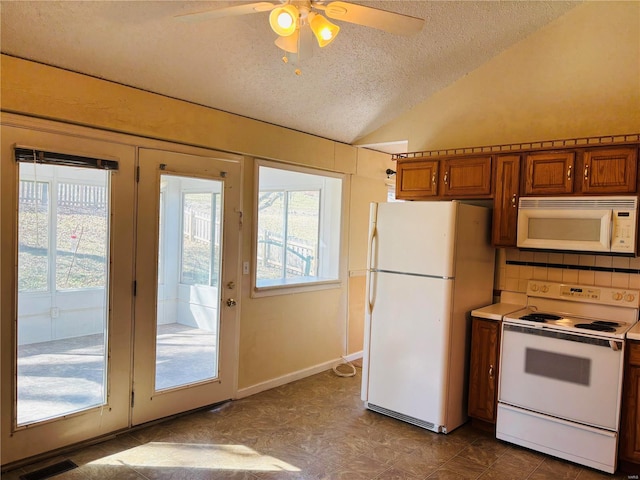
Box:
[396,158,439,199]
[523,147,638,196]
[492,155,521,247]
[581,147,637,194]
[524,151,575,195]
[442,156,492,197]
[396,156,492,200]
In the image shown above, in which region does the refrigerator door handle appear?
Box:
[368,268,376,314]
[368,225,378,271]
[368,225,378,314]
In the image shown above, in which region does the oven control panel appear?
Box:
[527,280,640,308]
[559,285,600,300]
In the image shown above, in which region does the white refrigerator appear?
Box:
[361,201,495,433]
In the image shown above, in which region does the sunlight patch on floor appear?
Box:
[90,442,301,472]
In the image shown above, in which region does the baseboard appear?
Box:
[235,352,363,399]
[343,350,363,362]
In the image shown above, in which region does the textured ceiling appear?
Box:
[0,1,579,147]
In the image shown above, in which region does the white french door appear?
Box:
[1,121,242,466]
[1,126,135,465]
[131,148,241,425]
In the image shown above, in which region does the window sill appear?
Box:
[252,277,342,298]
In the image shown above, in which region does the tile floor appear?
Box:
[3,367,637,480]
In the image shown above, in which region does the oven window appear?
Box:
[525,348,591,386]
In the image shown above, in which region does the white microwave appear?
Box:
[517,196,638,255]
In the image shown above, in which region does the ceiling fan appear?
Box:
[176,1,425,60]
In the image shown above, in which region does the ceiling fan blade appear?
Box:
[320,1,424,36]
[175,2,276,23]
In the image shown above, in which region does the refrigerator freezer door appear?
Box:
[364,271,453,430]
[372,202,457,277]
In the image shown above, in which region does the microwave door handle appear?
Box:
[605,210,613,248]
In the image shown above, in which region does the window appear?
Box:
[18,169,110,293]
[255,161,343,291]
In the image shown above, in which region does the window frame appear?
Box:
[251,159,346,297]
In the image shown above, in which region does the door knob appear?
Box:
[226,298,237,307]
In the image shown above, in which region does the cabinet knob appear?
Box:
[584,164,589,180]
[443,171,449,185]
[511,194,517,207]
[567,165,572,180]
[489,365,494,378]
[432,172,436,185]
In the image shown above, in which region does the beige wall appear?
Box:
[0,55,394,392]
[356,1,640,152]
[347,149,392,356]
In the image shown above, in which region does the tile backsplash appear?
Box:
[495,249,640,294]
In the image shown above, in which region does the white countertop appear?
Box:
[471,303,525,321]
[627,322,640,341]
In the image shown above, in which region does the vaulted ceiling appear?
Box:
[0,1,579,147]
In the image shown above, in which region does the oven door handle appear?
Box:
[609,340,621,351]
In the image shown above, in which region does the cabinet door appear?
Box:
[468,318,500,423]
[492,155,520,247]
[396,159,439,199]
[524,152,575,195]
[582,147,637,194]
[620,342,640,463]
[442,156,492,197]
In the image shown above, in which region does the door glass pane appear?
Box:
[156,175,222,391]
[17,163,110,426]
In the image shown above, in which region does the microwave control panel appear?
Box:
[611,209,636,253]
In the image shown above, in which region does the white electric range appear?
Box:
[496,280,639,474]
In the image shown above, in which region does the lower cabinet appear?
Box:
[468,317,501,425]
[619,340,640,469]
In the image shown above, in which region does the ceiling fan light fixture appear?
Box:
[275,31,299,54]
[269,4,298,37]
[309,13,340,47]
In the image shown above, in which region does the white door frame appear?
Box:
[0,114,243,467]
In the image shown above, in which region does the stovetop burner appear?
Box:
[503,281,640,339]
[519,313,562,323]
[575,323,616,332]
[593,320,622,327]
[509,308,631,337]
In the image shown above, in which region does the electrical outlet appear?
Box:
[243,261,250,275]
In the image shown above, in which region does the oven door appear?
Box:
[499,323,624,430]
